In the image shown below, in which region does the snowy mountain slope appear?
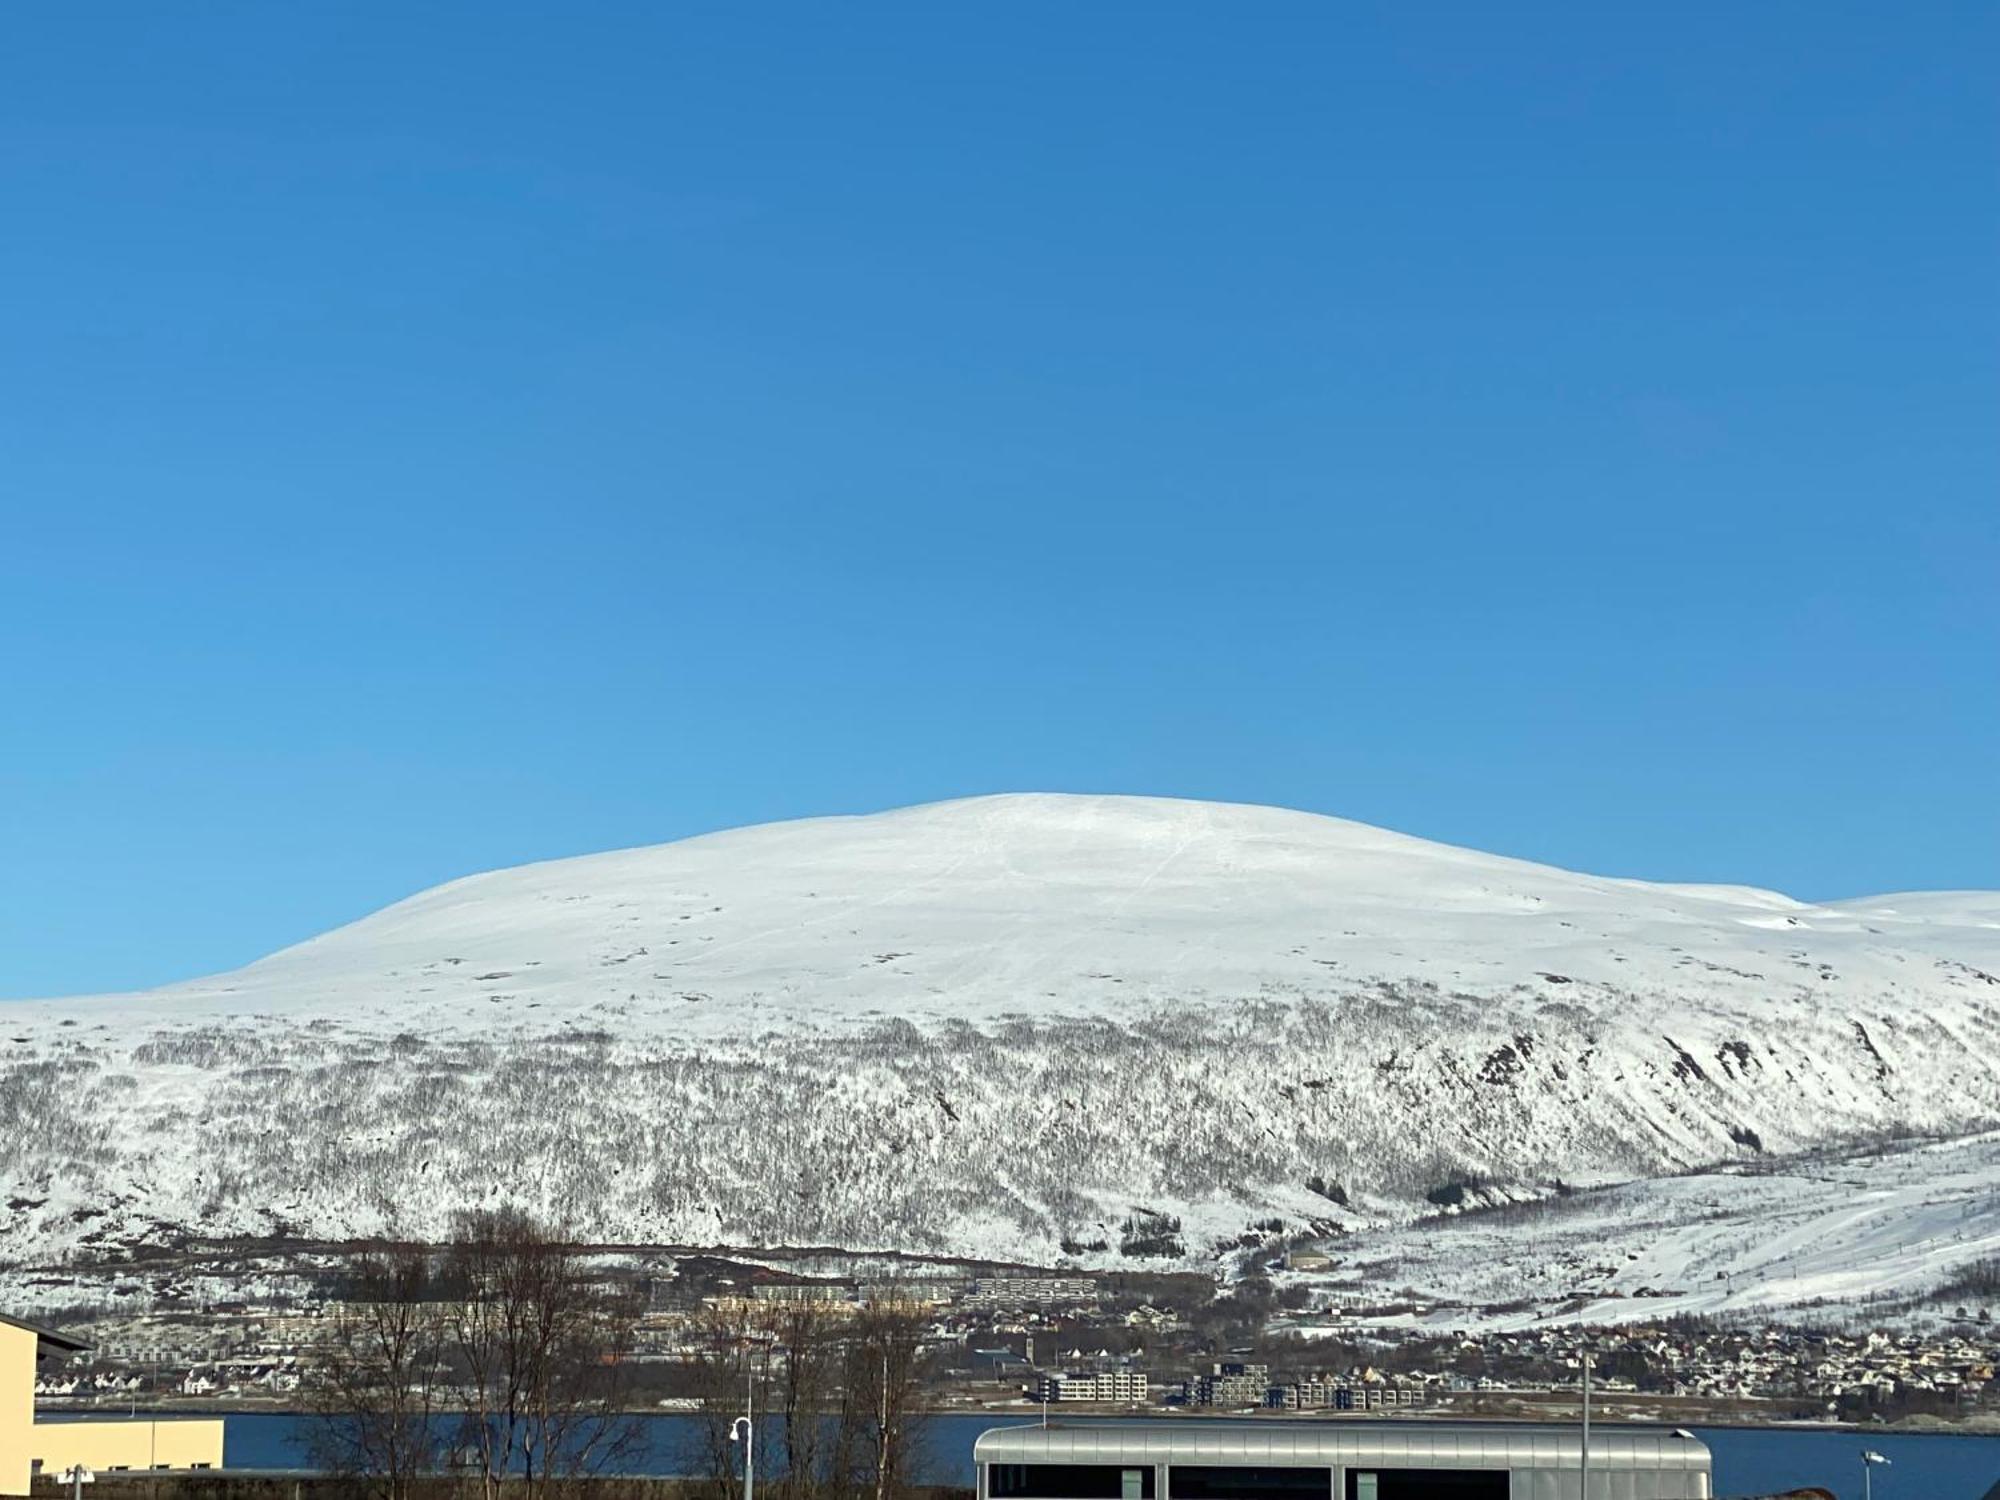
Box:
[1297,1130,2000,1331]
[24,793,2000,1033]
[4,793,1999,1301]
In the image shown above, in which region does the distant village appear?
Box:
[25,1256,2000,1426]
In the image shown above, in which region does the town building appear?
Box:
[967,1276,1099,1309]
[1185,1361,1270,1408]
[1265,1377,1431,1411]
[750,1281,855,1305]
[1031,1371,1150,1404]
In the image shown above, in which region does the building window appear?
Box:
[991,1465,1156,1499]
[1344,1472,1505,1500]
[1170,1468,1331,1500]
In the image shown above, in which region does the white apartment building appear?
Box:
[967,1275,1099,1308]
[1030,1370,1150,1404]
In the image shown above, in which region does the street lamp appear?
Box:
[1578,1337,1592,1500]
[731,1416,753,1500]
[1861,1449,1890,1500]
[731,1339,759,1500]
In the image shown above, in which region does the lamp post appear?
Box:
[730,1416,753,1500]
[731,1343,757,1500]
[1861,1449,1890,1500]
[1579,1337,1591,1500]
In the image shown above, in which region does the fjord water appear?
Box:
[217,1412,2000,1499]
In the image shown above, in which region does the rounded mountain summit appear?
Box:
[7,793,2000,1267]
[40,792,2000,1033]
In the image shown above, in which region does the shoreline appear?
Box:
[34,1402,2000,1437]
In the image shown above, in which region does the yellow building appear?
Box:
[1,1315,224,1496]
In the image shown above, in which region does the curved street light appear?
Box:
[731,1416,754,1500]
[1861,1448,1891,1500]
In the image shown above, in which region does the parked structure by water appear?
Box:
[974,1420,1713,1500]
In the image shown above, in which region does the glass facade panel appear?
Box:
[1170,1467,1331,1500]
[991,1466,1157,1500]
[1343,1471,1507,1500]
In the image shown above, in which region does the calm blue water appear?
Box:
[216,1412,2000,1500]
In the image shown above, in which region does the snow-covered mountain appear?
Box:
[6,793,2000,1305]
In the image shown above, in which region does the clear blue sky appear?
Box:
[4,4,1996,998]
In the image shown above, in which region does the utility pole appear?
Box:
[1580,1340,1591,1500]
[875,1344,891,1500]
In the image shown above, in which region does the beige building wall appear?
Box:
[26,1418,225,1477]
[1,1323,34,1497]
[0,1323,223,1496]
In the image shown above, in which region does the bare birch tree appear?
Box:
[682,1302,767,1500]
[767,1301,842,1500]
[829,1306,932,1500]
[302,1249,449,1500]
[444,1208,641,1500]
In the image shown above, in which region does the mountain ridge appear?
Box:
[4,793,1999,1316]
[21,793,1998,1029]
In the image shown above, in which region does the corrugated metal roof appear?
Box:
[973,1422,1710,1472]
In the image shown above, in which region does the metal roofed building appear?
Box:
[974,1421,1712,1500]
